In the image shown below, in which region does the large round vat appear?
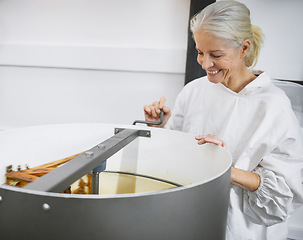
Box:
[0,123,232,240]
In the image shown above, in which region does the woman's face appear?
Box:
[194,31,246,86]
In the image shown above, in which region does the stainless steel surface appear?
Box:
[0,123,232,240]
[0,172,231,240]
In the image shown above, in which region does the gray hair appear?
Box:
[190,0,263,67]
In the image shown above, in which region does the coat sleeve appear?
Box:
[243,130,303,227]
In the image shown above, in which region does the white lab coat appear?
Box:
[166,72,303,240]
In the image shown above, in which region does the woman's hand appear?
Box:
[195,134,227,149]
[195,134,260,192]
[144,96,171,128]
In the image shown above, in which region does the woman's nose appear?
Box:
[198,55,214,69]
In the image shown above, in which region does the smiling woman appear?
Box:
[143,1,303,240]
[190,1,263,68]
[193,31,256,92]
[190,1,263,93]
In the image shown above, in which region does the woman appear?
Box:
[144,1,303,239]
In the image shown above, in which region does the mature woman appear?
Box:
[144,1,303,239]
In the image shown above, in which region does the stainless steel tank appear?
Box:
[0,123,232,240]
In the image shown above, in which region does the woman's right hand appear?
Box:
[144,96,171,128]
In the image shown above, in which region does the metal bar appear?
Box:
[24,128,150,193]
[91,172,100,194]
[91,161,107,194]
[104,171,183,187]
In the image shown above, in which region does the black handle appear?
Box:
[133,109,164,126]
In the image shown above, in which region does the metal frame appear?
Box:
[23,128,150,193]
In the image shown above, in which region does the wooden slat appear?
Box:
[29,152,83,170]
[23,167,56,177]
[5,152,91,194]
[6,171,39,183]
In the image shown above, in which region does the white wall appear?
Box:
[0,0,189,49]
[0,0,190,129]
[238,0,303,81]
[0,66,185,128]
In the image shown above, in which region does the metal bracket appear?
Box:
[115,128,151,138]
[24,128,151,193]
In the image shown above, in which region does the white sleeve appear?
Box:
[243,135,303,227]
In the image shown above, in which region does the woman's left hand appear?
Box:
[195,134,227,150]
[195,134,261,191]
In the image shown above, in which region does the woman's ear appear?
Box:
[240,39,251,58]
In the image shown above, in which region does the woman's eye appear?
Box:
[212,55,222,58]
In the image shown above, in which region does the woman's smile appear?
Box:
[207,69,220,75]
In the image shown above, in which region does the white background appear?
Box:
[0,0,302,128]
